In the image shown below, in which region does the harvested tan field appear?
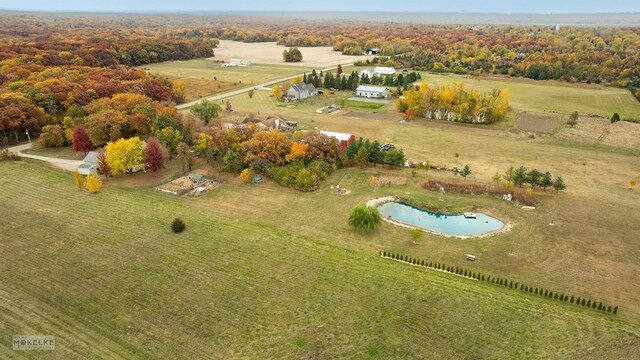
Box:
[555,118,640,148]
[212,40,374,68]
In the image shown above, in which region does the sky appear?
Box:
[2,0,640,14]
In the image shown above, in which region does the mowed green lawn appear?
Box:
[2,155,640,358]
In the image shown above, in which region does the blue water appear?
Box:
[377,202,504,237]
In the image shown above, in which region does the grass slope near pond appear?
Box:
[1,160,640,358]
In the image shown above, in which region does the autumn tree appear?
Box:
[273,85,282,99]
[172,80,186,104]
[97,150,110,180]
[177,142,194,174]
[0,94,45,143]
[285,142,309,163]
[85,109,125,146]
[145,137,164,173]
[72,171,84,190]
[72,125,93,154]
[37,125,66,148]
[248,90,255,99]
[84,173,102,193]
[225,100,233,113]
[156,127,183,159]
[105,137,145,175]
[190,99,221,125]
[243,130,293,166]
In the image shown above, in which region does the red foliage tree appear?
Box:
[72,125,93,154]
[145,137,164,173]
[337,64,343,77]
[97,150,111,180]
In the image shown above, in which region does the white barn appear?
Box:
[356,85,390,99]
[373,66,396,75]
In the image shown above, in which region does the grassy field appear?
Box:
[2,160,640,359]
[141,59,313,102]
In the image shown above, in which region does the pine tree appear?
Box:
[587,299,591,307]
[554,293,558,300]
[570,296,574,304]
[529,287,533,293]
[544,290,548,297]
[592,302,597,309]
[608,306,612,313]
[598,303,603,311]
[535,288,538,295]
[509,281,513,288]
[613,306,618,314]
[581,299,586,306]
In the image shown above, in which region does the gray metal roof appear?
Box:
[356,85,389,93]
[83,151,100,164]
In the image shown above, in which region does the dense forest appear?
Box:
[2,14,640,144]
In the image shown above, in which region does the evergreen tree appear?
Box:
[613,306,618,314]
[513,166,528,187]
[570,296,574,304]
[608,306,612,313]
[552,176,566,192]
[598,303,603,311]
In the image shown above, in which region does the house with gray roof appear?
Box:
[287,82,317,100]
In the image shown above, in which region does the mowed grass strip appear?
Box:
[1,160,639,359]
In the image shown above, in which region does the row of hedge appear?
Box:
[381,252,618,315]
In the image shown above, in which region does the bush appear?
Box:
[171,218,186,233]
[0,150,20,161]
[348,204,382,232]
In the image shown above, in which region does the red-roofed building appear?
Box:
[320,130,355,149]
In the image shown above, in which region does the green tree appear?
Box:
[190,99,221,125]
[492,171,502,184]
[460,164,472,179]
[248,89,255,99]
[540,171,553,191]
[348,204,382,232]
[368,140,383,165]
[552,176,566,192]
[222,149,244,173]
[526,169,543,188]
[611,112,620,123]
[156,127,183,159]
[513,166,528,187]
[504,166,515,182]
[283,47,303,62]
[355,146,369,168]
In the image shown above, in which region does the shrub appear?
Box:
[171,218,186,233]
[348,204,382,232]
[84,173,102,193]
[409,228,424,240]
[0,150,20,161]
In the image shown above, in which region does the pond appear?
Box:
[377,201,505,237]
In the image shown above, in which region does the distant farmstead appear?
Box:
[320,130,355,149]
[287,82,317,100]
[223,58,251,67]
[356,85,390,99]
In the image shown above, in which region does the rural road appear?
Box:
[8,143,82,172]
[176,64,347,110]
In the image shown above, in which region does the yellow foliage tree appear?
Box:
[173,80,186,103]
[72,171,83,190]
[84,173,102,193]
[105,137,145,175]
[239,168,254,183]
[243,130,293,166]
[272,85,282,99]
[293,76,303,83]
[285,142,309,163]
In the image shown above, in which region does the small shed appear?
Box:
[320,130,355,149]
[77,151,99,175]
[356,85,390,99]
[188,173,206,184]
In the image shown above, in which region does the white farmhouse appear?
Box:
[287,82,317,100]
[356,85,390,99]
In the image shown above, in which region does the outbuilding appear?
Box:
[320,130,355,149]
[356,85,390,99]
[77,151,99,175]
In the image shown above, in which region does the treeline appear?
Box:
[381,252,619,315]
[193,125,347,191]
[300,69,420,93]
[345,138,406,168]
[397,83,510,124]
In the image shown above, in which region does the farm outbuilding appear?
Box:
[356,85,390,99]
[320,130,355,149]
[77,151,99,175]
[373,66,396,75]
